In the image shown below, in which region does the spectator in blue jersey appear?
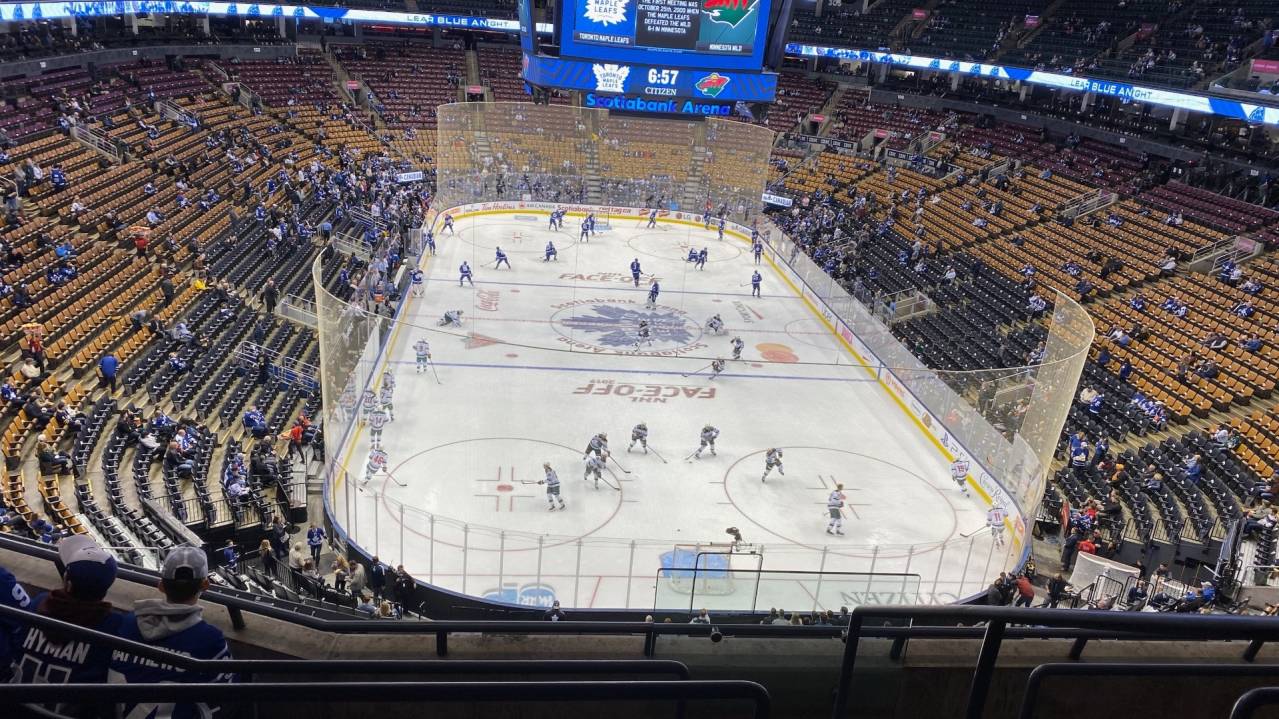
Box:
[97,352,119,393]
[368,555,387,601]
[109,546,234,719]
[0,563,32,681]
[12,535,121,718]
[306,523,327,564]
[243,405,268,439]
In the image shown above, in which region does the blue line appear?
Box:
[460,278,785,300]
[393,359,867,383]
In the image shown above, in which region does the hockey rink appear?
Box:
[333,211,1014,612]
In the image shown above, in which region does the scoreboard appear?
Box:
[560,0,772,71]
[521,0,783,110]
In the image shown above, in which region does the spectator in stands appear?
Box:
[1247,472,1279,507]
[84,354,117,401]
[1060,528,1083,570]
[348,558,367,599]
[11,535,120,716]
[1241,277,1262,295]
[259,539,276,578]
[392,565,415,612]
[167,352,189,375]
[54,402,83,434]
[263,278,280,315]
[1242,508,1278,539]
[160,274,175,306]
[0,563,31,681]
[369,555,387,601]
[1042,574,1068,608]
[288,543,306,572]
[268,516,288,560]
[109,545,233,718]
[1202,332,1229,351]
[356,593,377,616]
[1126,581,1149,610]
[1184,454,1203,485]
[1158,253,1177,277]
[18,356,40,381]
[221,540,239,573]
[145,207,164,226]
[306,522,326,564]
[690,608,712,624]
[1013,574,1035,607]
[243,405,268,439]
[164,440,194,479]
[25,394,54,428]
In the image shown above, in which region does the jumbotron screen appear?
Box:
[559,0,772,71]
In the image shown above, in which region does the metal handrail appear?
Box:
[1021,664,1279,719]
[0,681,771,718]
[833,605,1279,719]
[1232,687,1279,719]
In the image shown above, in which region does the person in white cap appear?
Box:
[12,535,121,715]
[109,545,234,718]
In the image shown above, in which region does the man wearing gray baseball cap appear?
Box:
[109,545,235,719]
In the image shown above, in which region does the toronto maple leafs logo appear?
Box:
[592,63,631,94]
[559,305,696,348]
[584,0,629,26]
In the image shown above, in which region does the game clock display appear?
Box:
[560,0,772,70]
[522,52,778,102]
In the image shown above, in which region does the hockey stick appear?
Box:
[648,446,669,464]
[600,466,623,491]
[959,525,988,538]
[680,362,714,378]
[683,450,700,462]
[608,455,632,474]
[519,480,540,485]
[426,357,443,385]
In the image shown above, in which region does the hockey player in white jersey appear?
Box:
[826,484,846,535]
[379,383,395,421]
[539,462,565,510]
[414,339,432,373]
[382,369,396,392]
[694,424,719,458]
[367,403,390,448]
[584,452,606,489]
[987,505,1008,547]
[439,309,464,327]
[628,422,648,453]
[706,314,725,335]
[360,388,376,425]
[730,336,744,360]
[950,458,970,495]
[635,320,653,347]
[361,447,388,488]
[584,432,609,458]
[761,448,784,482]
[709,358,726,380]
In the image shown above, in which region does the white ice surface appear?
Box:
[332,212,1013,612]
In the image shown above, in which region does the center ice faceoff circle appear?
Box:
[549,300,706,354]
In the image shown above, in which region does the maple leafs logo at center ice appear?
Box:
[559,305,695,348]
[583,0,629,26]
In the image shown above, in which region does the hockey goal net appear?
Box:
[661,543,737,596]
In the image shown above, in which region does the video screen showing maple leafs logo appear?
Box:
[702,0,759,28]
[559,305,696,348]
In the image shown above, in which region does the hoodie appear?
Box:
[109,599,233,719]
